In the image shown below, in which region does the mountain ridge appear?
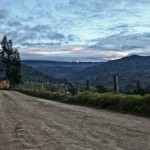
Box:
[67,55,150,90]
[22,60,100,79]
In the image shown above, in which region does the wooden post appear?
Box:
[42,84,44,91]
[46,83,48,91]
[86,80,90,91]
[39,84,40,91]
[77,85,80,95]
[26,81,28,89]
[31,82,33,90]
[113,75,119,93]
[65,85,67,96]
[58,82,60,92]
[80,85,83,92]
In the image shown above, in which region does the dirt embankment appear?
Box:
[0,90,150,150]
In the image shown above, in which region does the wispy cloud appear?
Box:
[0,0,149,61]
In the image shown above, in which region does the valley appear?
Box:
[22,55,150,91]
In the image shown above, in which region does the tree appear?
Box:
[0,47,3,73]
[86,80,90,91]
[136,80,141,94]
[1,35,21,88]
[67,81,76,96]
[96,84,107,93]
[135,80,144,95]
[144,83,150,94]
[11,48,21,87]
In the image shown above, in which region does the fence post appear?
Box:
[42,84,44,91]
[65,85,67,96]
[86,80,90,91]
[77,85,80,95]
[113,74,119,93]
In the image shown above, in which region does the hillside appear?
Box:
[21,56,150,91]
[68,55,150,91]
[21,65,56,82]
[22,60,100,79]
[0,64,55,83]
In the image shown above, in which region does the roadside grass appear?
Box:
[1,88,150,116]
[12,88,67,102]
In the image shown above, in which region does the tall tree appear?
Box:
[1,35,21,88]
[136,80,144,95]
[11,48,21,87]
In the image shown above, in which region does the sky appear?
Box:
[0,0,150,62]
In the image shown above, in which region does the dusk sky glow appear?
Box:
[0,0,150,61]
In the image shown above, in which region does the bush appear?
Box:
[67,92,150,116]
[12,89,67,102]
[2,88,150,116]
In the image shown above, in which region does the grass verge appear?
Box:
[1,88,150,116]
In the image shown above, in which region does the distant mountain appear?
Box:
[68,55,150,91]
[0,63,56,83]
[21,55,150,91]
[21,65,56,82]
[22,60,100,79]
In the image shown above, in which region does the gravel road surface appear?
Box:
[0,90,150,150]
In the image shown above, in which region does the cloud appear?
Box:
[0,0,149,61]
[0,9,9,19]
[86,33,150,57]
[28,25,51,33]
[48,33,65,40]
[7,20,22,27]
[19,43,128,62]
[21,42,61,47]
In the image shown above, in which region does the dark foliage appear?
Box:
[0,35,21,88]
[96,84,108,93]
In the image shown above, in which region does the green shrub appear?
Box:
[67,92,150,116]
[1,88,149,116]
[12,89,67,102]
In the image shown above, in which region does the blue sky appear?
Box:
[0,0,150,61]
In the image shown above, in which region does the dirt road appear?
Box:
[0,91,150,150]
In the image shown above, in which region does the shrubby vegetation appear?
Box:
[7,88,150,116]
[11,88,67,102]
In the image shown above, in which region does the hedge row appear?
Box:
[1,88,150,116]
